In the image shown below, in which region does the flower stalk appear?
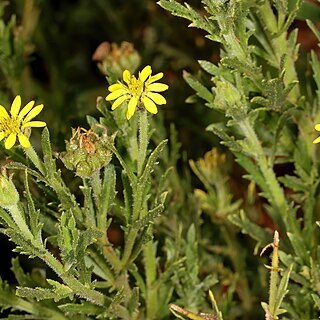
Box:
[138,108,149,176]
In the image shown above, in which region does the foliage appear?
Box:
[0,0,320,319]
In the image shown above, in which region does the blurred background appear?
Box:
[1,0,220,154]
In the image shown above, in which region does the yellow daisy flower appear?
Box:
[313,124,320,144]
[105,65,169,120]
[0,95,46,149]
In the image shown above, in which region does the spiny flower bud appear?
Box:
[60,127,115,178]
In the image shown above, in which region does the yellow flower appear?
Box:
[313,124,320,144]
[0,95,46,149]
[105,65,169,120]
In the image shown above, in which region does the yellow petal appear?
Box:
[0,105,9,119]
[126,96,138,120]
[142,96,158,114]
[123,70,131,84]
[23,104,44,123]
[106,89,128,101]
[139,66,152,82]
[315,124,320,131]
[18,100,35,121]
[18,133,30,148]
[146,72,163,84]
[10,95,21,117]
[313,136,320,144]
[0,132,5,141]
[22,121,46,129]
[147,83,169,92]
[111,95,129,110]
[146,92,166,105]
[5,133,17,149]
[108,83,123,92]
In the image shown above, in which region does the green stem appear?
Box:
[89,169,122,273]
[138,109,149,177]
[6,204,34,241]
[269,231,280,316]
[239,118,298,234]
[170,304,208,320]
[43,251,106,306]
[144,237,157,320]
[121,110,150,268]
[82,178,96,227]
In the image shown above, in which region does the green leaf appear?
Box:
[287,232,309,265]
[209,290,223,320]
[77,228,103,258]
[198,60,219,76]
[157,0,213,35]
[98,165,116,228]
[5,162,44,182]
[221,57,262,88]
[127,287,140,317]
[81,184,96,227]
[0,276,19,311]
[140,140,167,186]
[229,210,270,247]
[41,127,56,178]
[235,153,268,193]
[311,293,320,308]
[310,50,320,102]
[0,207,15,228]
[251,71,297,112]
[16,284,73,302]
[206,123,243,154]
[186,224,198,282]
[133,203,165,230]
[11,258,35,288]
[183,70,213,103]
[59,301,103,316]
[122,170,133,225]
[4,228,46,258]
[24,171,42,244]
[278,175,308,192]
[87,115,99,128]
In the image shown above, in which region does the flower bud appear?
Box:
[214,80,241,110]
[92,41,141,78]
[60,127,115,178]
[0,171,19,208]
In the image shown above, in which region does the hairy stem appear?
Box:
[138,107,149,176]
